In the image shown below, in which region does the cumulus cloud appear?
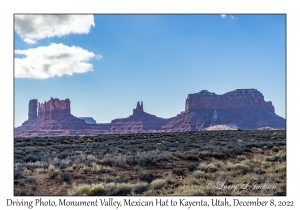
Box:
[15,15,94,43]
[15,43,101,79]
[221,14,227,18]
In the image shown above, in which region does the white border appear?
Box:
[1,0,299,209]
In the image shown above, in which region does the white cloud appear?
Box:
[230,15,236,20]
[24,37,36,44]
[15,43,101,79]
[15,15,95,43]
[221,14,227,18]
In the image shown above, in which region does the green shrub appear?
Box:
[237,155,247,161]
[69,182,136,196]
[48,164,60,178]
[233,163,249,170]
[192,170,207,178]
[150,179,167,190]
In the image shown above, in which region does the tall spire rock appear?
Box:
[28,99,38,121]
[133,101,144,115]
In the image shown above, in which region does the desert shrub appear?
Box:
[14,166,23,179]
[207,164,218,173]
[73,157,83,164]
[134,165,142,172]
[20,189,28,196]
[84,179,94,185]
[172,152,184,159]
[24,155,40,163]
[192,170,207,178]
[69,183,105,196]
[275,151,286,161]
[103,176,115,183]
[125,155,138,165]
[235,147,245,155]
[48,164,60,178]
[275,165,286,173]
[200,150,212,157]
[59,159,73,169]
[60,172,72,182]
[198,163,208,172]
[138,170,154,183]
[18,178,27,186]
[233,163,249,170]
[32,185,37,191]
[61,151,70,159]
[150,179,167,190]
[212,152,225,159]
[138,152,157,165]
[172,168,187,177]
[132,182,149,194]
[104,168,116,176]
[101,157,115,166]
[27,177,35,184]
[157,153,171,162]
[87,154,98,162]
[237,155,247,161]
[186,154,198,161]
[112,183,134,196]
[114,155,127,167]
[265,156,276,162]
[85,159,95,167]
[69,182,135,196]
[187,162,199,172]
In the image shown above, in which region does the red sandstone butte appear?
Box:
[162,89,286,131]
[15,98,89,137]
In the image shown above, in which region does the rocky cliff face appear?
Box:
[164,89,285,130]
[37,97,71,122]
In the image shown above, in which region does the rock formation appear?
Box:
[21,99,38,127]
[185,89,274,112]
[15,89,286,137]
[110,101,171,133]
[37,97,71,122]
[163,89,285,130]
[15,98,89,137]
[28,99,38,121]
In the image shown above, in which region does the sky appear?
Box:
[14,14,286,127]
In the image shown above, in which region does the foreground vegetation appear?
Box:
[14,130,286,196]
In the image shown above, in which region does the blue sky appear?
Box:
[14,14,286,127]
